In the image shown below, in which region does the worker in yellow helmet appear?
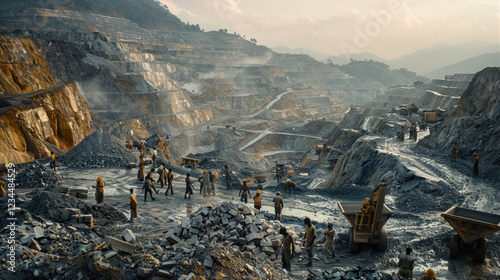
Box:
[92,176,105,204]
[275,168,282,183]
[420,268,436,280]
[253,189,262,210]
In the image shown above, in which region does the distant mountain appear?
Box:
[0,0,197,31]
[389,41,499,76]
[323,52,388,65]
[425,53,500,79]
[271,46,329,61]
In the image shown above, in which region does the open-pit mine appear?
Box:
[0,2,499,280]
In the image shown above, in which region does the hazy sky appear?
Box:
[159,0,499,60]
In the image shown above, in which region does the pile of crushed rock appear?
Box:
[16,161,61,188]
[307,266,395,280]
[63,130,136,168]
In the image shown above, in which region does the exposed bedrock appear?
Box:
[420,67,500,165]
[325,136,413,188]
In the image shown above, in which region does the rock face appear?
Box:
[419,67,500,165]
[0,82,94,163]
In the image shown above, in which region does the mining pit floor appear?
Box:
[15,129,500,279]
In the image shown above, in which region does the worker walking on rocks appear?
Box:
[239,181,250,203]
[209,171,216,195]
[451,143,458,162]
[275,168,282,183]
[224,165,232,189]
[139,141,146,157]
[166,168,174,195]
[146,168,159,194]
[157,165,165,188]
[280,227,295,273]
[185,173,194,199]
[473,153,479,176]
[398,247,415,279]
[152,148,157,168]
[253,189,262,210]
[203,170,210,196]
[92,177,105,204]
[273,192,284,221]
[143,177,156,202]
[323,222,336,257]
[303,217,316,267]
[420,269,436,280]
[283,177,296,193]
[138,156,145,182]
[399,126,405,142]
[129,188,138,222]
[50,151,56,171]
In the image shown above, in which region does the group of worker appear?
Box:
[398,247,437,280]
[279,217,336,273]
[275,168,296,193]
[397,122,421,142]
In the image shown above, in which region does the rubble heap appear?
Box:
[307,267,394,280]
[162,202,287,260]
[63,130,135,168]
[16,161,61,188]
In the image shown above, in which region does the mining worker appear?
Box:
[157,165,165,188]
[280,227,295,273]
[273,191,284,221]
[224,165,232,189]
[253,189,262,210]
[198,175,204,194]
[303,217,316,267]
[398,247,415,279]
[50,151,56,171]
[143,177,156,202]
[409,123,415,140]
[451,143,458,162]
[239,181,250,203]
[283,177,296,193]
[126,140,133,150]
[146,168,159,193]
[0,179,6,198]
[323,222,336,257]
[166,167,174,195]
[420,269,436,280]
[209,171,216,195]
[414,122,418,141]
[138,156,145,182]
[184,173,194,199]
[139,141,146,157]
[152,148,157,168]
[202,170,210,196]
[129,188,138,222]
[92,177,105,204]
[473,153,479,176]
[275,168,282,183]
[399,126,405,142]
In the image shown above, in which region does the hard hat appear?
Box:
[277,191,280,195]
[256,190,260,194]
[97,176,102,181]
[277,168,280,170]
[425,269,435,278]
[473,153,477,156]
[204,170,208,174]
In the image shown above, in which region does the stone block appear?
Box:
[228,209,239,216]
[21,235,34,244]
[121,229,136,244]
[203,258,213,268]
[182,217,191,229]
[221,217,229,225]
[157,269,173,278]
[137,267,154,279]
[104,236,136,255]
[246,232,262,242]
[201,208,209,216]
[166,233,182,245]
[160,260,177,269]
[33,226,44,239]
